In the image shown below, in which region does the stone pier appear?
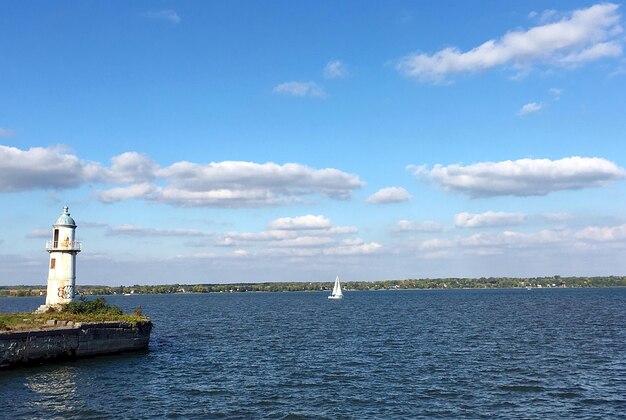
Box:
[0,321,152,368]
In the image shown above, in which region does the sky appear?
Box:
[2,1,626,285]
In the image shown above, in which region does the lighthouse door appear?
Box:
[53,229,59,248]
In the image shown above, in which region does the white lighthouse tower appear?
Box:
[42,206,82,308]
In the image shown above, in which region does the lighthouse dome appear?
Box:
[54,206,76,227]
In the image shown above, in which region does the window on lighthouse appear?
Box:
[50,258,56,269]
[53,229,59,248]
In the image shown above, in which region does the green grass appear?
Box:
[0,312,150,331]
[0,298,149,331]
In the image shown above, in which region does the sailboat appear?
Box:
[328,275,343,300]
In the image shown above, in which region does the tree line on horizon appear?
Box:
[1,276,626,297]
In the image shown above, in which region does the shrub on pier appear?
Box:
[63,297,123,316]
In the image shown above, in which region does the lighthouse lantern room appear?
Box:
[43,206,82,307]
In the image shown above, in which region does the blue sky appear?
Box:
[2,1,626,285]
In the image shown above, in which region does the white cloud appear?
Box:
[413,157,625,198]
[220,214,357,246]
[519,102,543,115]
[0,145,101,192]
[80,221,111,228]
[322,242,382,255]
[97,183,157,203]
[367,187,412,204]
[23,151,157,202]
[529,9,560,24]
[406,164,428,175]
[0,128,15,138]
[174,252,218,260]
[0,254,42,272]
[144,185,280,208]
[457,229,574,251]
[0,146,363,207]
[396,3,623,83]
[326,226,359,235]
[341,238,364,246]
[101,152,158,184]
[145,9,181,24]
[412,221,626,260]
[394,220,445,233]
[541,212,574,222]
[272,81,326,97]
[218,230,297,245]
[269,215,333,230]
[421,250,450,260]
[324,60,348,79]
[549,88,563,99]
[148,161,362,207]
[160,161,361,195]
[249,238,381,257]
[95,160,362,207]
[559,41,622,64]
[274,236,335,247]
[455,211,526,228]
[27,229,51,238]
[418,238,453,250]
[575,223,626,241]
[106,224,212,238]
[80,252,113,262]
[414,229,566,257]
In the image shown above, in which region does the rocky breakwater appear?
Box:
[0,320,152,368]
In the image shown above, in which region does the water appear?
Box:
[1,288,625,419]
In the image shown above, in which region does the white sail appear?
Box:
[328,275,343,299]
[333,276,342,296]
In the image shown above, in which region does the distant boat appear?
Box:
[328,276,343,300]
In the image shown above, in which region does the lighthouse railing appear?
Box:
[46,240,82,251]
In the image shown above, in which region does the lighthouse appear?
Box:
[43,206,82,307]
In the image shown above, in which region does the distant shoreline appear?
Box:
[2,276,625,297]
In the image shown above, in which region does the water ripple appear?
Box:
[1,288,626,418]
